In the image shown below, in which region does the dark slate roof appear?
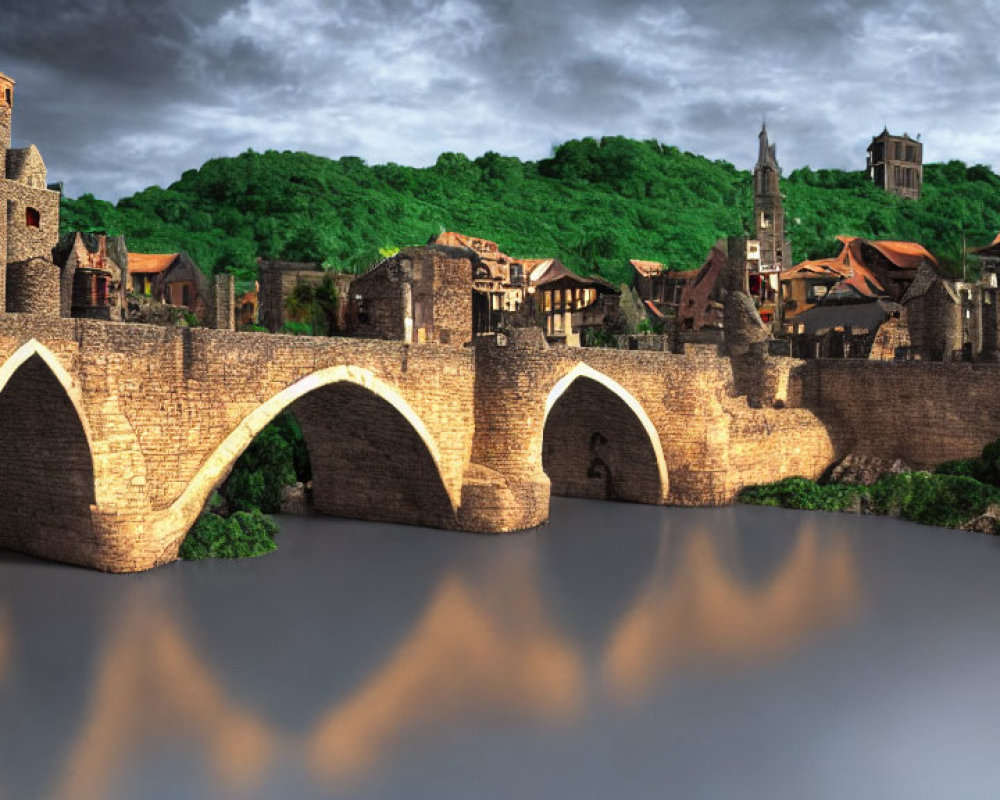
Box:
[792,300,894,334]
[531,259,618,293]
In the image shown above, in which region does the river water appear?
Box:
[3,499,1000,799]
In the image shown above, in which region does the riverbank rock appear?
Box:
[280,482,310,515]
[826,454,913,485]
[961,504,1000,535]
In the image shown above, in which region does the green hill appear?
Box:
[59,136,1000,288]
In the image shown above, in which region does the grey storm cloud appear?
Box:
[1,0,998,200]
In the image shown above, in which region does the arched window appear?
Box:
[25,207,40,228]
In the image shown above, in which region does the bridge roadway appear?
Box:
[4,312,981,573]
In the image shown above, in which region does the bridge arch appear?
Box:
[154,365,458,549]
[0,339,98,562]
[542,363,668,504]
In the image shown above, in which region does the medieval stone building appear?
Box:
[0,71,61,316]
[867,129,922,199]
[52,232,129,321]
[349,246,474,345]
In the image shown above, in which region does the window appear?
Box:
[3,88,9,106]
[181,284,191,307]
[25,207,40,228]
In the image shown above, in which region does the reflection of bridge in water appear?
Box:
[0,317,841,571]
[0,516,860,799]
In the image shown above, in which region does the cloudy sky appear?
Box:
[2,0,997,201]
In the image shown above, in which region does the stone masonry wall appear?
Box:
[7,258,60,316]
[799,359,1000,468]
[350,259,405,340]
[428,251,472,345]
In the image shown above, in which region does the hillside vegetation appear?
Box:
[60,136,1000,288]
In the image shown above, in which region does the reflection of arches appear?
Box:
[603,524,860,703]
[0,341,97,560]
[155,366,456,545]
[542,364,667,504]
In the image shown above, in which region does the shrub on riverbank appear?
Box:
[179,508,278,560]
[738,477,863,512]
[739,471,1000,529]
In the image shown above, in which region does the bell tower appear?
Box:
[753,124,787,273]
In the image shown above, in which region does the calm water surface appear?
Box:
[3,499,1000,799]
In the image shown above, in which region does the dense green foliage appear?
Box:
[62,137,1000,289]
[737,476,863,512]
[739,467,1000,529]
[866,472,1000,528]
[935,439,1000,485]
[216,411,310,514]
[283,273,341,335]
[179,509,278,560]
[179,412,311,560]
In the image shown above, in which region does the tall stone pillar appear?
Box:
[458,333,552,532]
[212,273,235,330]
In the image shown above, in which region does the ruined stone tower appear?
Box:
[0,71,60,315]
[753,124,789,275]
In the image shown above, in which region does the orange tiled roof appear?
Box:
[783,235,935,301]
[630,259,664,278]
[868,240,938,269]
[129,253,178,274]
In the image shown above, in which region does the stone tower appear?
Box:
[0,71,61,316]
[753,124,789,274]
[0,72,11,308]
[0,71,12,153]
[867,128,922,200]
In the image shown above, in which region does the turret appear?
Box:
[0,71,13,155]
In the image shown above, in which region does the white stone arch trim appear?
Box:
[0,339,99,466]
[153,365,458,542]
[543,363,669,501]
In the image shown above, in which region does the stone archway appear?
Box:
[0,344,97,562]
[154,366,457,555]
[542,365,667,504]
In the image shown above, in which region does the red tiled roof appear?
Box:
[644,300,666,319]
[129,253,178,274]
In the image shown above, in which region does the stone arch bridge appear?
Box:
[3,316,999,572]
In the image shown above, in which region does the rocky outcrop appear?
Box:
[826,454,913,485]
[723,290,770,358]
[960,504,1000,535]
